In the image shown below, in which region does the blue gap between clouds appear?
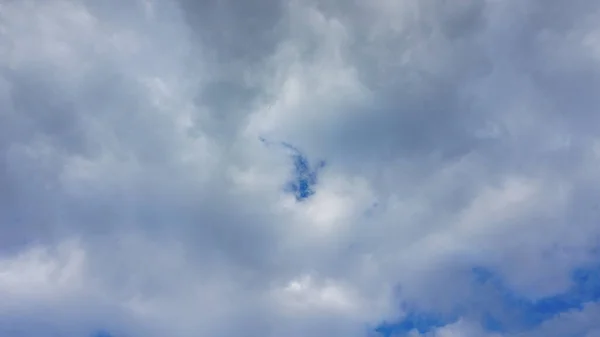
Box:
[92,330,113,337]
[375,311,456,337]
[375,264,600,336]
[473,264,600,332]
[260,138,325,201]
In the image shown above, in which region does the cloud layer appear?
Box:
[2,0,600,336]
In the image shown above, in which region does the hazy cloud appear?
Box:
[1,0,600,336]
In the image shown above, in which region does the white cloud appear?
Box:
[2,0,600,336]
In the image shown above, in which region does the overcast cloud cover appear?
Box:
[2,0,600,336]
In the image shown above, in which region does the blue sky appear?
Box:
[2,0,600,336]
[375,264,600,336]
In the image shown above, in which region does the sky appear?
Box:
[1,0,600,336]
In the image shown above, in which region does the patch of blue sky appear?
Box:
[260,138,325,201]
[285,152,319,200]
[375,264,600,336]
[481,312,504,332]
[471,264,600,333]
[375,311,457,337]
[92,330,113,337]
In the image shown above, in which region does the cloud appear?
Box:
[1,0,600,336]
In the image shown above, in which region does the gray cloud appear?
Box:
[1,0,600,336]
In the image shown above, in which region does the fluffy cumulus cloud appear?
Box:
[2,0,600,336]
